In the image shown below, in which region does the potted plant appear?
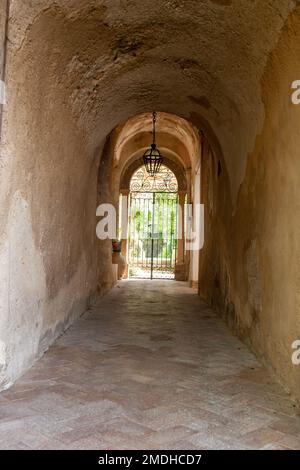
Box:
[112,239,126,279]
[112,239,122,252]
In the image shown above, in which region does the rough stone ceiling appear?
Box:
[113,112,200,174]
[7,0,298,199]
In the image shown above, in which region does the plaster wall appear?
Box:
[0,14,100,388]
[1,0,300,398]
[199,8,300,402]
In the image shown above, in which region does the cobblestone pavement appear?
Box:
[0,280,299,450]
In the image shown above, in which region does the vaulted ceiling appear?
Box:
[7,0,298,198]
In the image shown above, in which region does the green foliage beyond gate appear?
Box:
[128,192,178,279]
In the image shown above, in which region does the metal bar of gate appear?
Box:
[150,192,155,280]
[129,192,177,279]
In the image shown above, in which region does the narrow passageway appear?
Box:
[0,281,299,450]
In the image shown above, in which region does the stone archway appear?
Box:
[119,153,189,282]
[1,1,300,408]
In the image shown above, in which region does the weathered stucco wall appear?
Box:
[1,0,300,397]
[0,0,7,121]
[97,136,117,295]
[199,7,300,402]
[0,1,6,74]
[0,6,101,388]
[5,0,295,197]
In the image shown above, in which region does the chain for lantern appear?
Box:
[143,111,164,176]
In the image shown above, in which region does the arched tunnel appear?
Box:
[0,0,300,450]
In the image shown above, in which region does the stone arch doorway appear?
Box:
[118,153,189,281]
[97,112,198,289]
[128,164,179,280]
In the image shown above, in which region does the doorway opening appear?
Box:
[128,165,178,279]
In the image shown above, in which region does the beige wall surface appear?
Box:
[199,9,300,402]
[0,1,299,401]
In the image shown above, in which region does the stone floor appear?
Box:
[0,280,299,450]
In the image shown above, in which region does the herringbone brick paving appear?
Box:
[0,280,299,449]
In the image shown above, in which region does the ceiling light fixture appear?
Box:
[143,111,164,176]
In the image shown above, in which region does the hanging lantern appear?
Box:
[143,111,164,176]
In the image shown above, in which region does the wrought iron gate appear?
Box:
[128,192,178,279]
